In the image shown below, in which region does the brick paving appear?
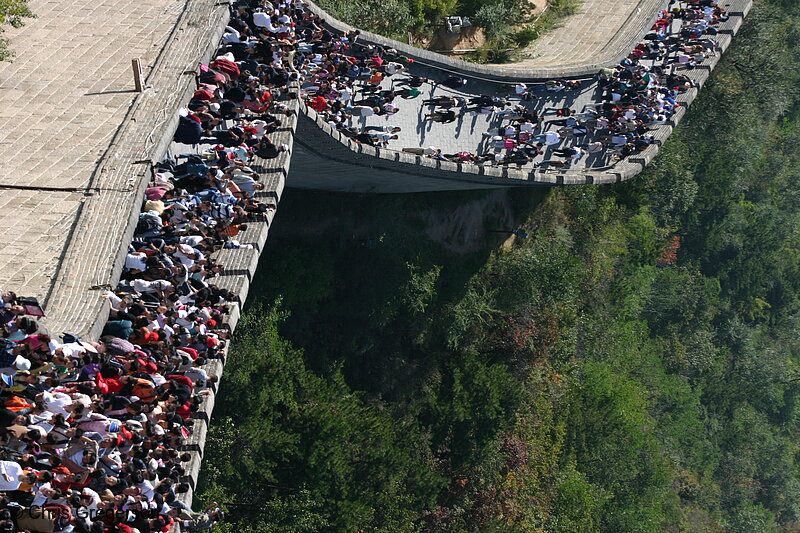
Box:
[0,190,82,299]
[512,0,665,70]
[0,0,187,188]
[0,0,230,336]
[0,0,186,305]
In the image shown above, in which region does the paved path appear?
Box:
[0,0,185,300]
[0,0,188,188]
[510,0,664,69]
[345,9,686,173]
[304,0,666,79]
[0,0,229,336]
[348,66,604,171]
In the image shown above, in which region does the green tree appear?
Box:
[198,307,444,532]
[566,364,673,532]
[0,0,33,60]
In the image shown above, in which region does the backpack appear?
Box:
[135,213,161,235]
[210,58,240,79]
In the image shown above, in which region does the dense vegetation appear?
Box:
[197,0,800,530]
[313,0,578,62]
[0,0,33,60]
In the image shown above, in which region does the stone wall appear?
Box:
[61,9,302,514]
[287,0,754,192]
[171,101,298,507]
[302,0,669,80]
[75,0,755,512]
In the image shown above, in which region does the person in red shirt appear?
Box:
[308,94,328,112]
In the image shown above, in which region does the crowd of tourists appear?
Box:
[170,0,728,172]
[291,0,726,169]
[400,2,725,168]
[0,123,266,527]
[0,278,228,532]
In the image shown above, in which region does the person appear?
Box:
[394,75,428,87]
[0,460,24,491]
[581,141,605,153]
[384,62,404,75]
[366,132,399,146]
[307,94,328,112]
[469,95,498,107]
[440,75,467,89]
[173,115,204,145]
[362,125,401,135]
[227,173,265,196]
[395,86,419,99]
[545,79,565,91]
[552,146,585,162]
[354,133,378,146]
[402,146,446,160]
[422,96,456,108]
[170,501,225,532]
[349,105,379,117]
[500,150,532,166]
[424,110,457,124]
[533,131,563,146]
[256,139,289,159]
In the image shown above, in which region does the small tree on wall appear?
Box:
[0,0,34,61]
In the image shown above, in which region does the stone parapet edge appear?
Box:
[296,0,753,188]
[41,0,231,339]
[174,94,298,510]
[302,0,668,81]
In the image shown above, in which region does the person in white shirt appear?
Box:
[384,62,403,75]
[366,132,398,146]
[222,26,241,44]
[0,460,24,490]
[349,105,377,117]
[124,252,148,273]
[337,85,352,104]
[132,279,173,295]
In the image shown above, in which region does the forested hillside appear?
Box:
[196,0,800,530]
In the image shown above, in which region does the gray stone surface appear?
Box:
[522,0,666,70]
[35,0,232,339]
[0,0,192,304]
[288,0,753,192]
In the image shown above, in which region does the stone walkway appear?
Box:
[349,67,603,170]
[510,0,665,70]
[0,0,229,336]
[0,0,185,300]
[304,0,666,79]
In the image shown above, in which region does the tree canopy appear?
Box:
[197,0,800,530]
